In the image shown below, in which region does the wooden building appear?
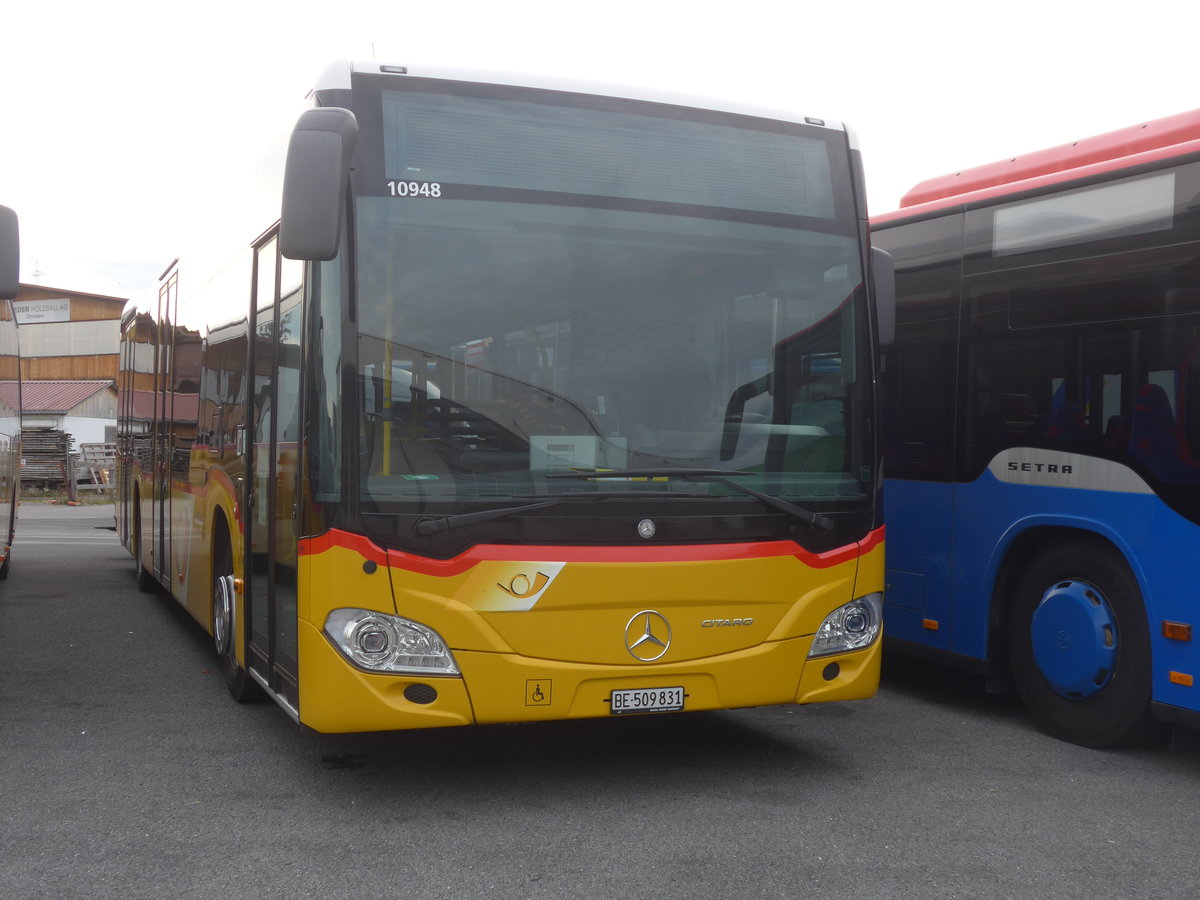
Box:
[12,283,127,446]
[12,283,126,382]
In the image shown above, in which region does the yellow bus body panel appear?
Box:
[296,530,883,733]
[298,621,476,732]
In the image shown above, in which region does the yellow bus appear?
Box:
[0,205,21,579]
[116,62,893,732]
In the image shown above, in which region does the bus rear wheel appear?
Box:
[132,497,157,593]
[1006,539,1162,748]
[212,528,264,703]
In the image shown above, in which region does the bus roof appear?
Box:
[874,108,1200,226]
[310,60,850,138]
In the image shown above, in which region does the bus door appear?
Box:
[878,215,960,651]
[246,233,303,711]
[153,269,179,582]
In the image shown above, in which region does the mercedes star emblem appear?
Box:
[624,609,672,661]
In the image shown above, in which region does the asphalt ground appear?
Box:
[2,502,1199,899]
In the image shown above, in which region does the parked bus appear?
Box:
[116,62,893,733]
[873,109,1200,746]
[0,206,21,579]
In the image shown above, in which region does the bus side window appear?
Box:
[876,214,961,482]
[1129,378,1200,483]
[965,330,1061,471]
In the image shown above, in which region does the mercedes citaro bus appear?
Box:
[116,62,893,733]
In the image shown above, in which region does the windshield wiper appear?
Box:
[412,491,675,537]
[548,468,835,534]
[414,498,563,536]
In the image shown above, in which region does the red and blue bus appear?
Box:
[874,109,1200,746]
[116,62,893,733]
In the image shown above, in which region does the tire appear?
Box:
[1006,539,1164,748]
[2,485,14,579]
[132,498,158,594]
[212,523,264,703]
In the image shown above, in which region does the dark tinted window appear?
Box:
[963,242,1200,522]
[876,213,963,481]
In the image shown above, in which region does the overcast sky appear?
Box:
[3,0,1197,298]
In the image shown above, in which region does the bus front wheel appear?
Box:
[212,528,264,704]
[1006,539,1162,748]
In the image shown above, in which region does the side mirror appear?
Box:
[0,206,18,300]
[280,108,358,261]
[871,246,895,347]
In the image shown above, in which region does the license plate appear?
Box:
[609,686,685,715]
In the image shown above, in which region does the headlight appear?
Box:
[808,592,883,658]
[324,609,461,676]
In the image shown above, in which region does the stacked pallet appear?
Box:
[21,427,76,491]
[77,442,117,490]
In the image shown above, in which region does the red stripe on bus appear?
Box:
[854,525,885,559]
[300,529,391,567]
[299,526,885,577]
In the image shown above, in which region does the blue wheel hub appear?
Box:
[1030,579,1117,699]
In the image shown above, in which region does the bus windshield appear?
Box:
[343,80,872,544]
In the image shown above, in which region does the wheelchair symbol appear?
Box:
[526,680,551,706]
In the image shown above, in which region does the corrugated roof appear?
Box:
[22,380,115,414]
[126,388,198,421]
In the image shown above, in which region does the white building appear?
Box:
[21,380,118,445]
